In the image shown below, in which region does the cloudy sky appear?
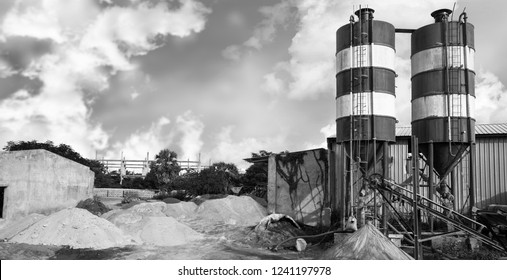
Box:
[0,0,506,169]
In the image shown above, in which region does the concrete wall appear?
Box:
[267,149,330,226]
[0,149,94,219]
[93,188,157,199]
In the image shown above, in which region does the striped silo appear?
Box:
[335,8,396,226]
[411,9,475,177]
[335,8,396,143]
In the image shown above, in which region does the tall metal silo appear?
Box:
[411,9,475,179]
[335,8,396,227]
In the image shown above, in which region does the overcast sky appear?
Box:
[0,0,506,169]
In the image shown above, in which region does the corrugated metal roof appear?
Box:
[475,123,507,135]
[395,126,412,137]
[395,123,507,137]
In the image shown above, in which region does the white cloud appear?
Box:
[176,110,204,160]
[0,0,211,157]
[261,71,286,96]
[105,116,172,160]
[130,90,140,100]
[475,69,507,124]
[105,111,205,162]
[222,0,295,60]
[208,126,286,170]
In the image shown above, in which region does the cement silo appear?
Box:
[411,9,475,179]
[335,8,396,227]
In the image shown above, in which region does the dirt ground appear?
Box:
[0,197,326,260]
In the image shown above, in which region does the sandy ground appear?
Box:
[0,196,324,260]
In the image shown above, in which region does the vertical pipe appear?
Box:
[373,138,377,226]
[429,141,434,232]
[469,143,476,217]
[451,169,457,210]
[341,144,347,230]
[382,141,389,235]
[412,136,422,259]
[348,15,354,223]
[368,12,375,139]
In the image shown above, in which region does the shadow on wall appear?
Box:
[271,149,329,227]
[477,191,507,209]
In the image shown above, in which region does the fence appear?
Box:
[93,188,158,199]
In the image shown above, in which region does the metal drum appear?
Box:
[411,9,476,177]
[335,8,396,143]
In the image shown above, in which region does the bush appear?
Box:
[76,196,110,216]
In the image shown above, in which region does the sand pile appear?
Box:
[195,196,268,226]
[140,217,203,246]
[163,201,197,219]
[0,213,46,240]
[104,202,202,246]
[9,208,133,249]
[103,202,166,243]
[320,223,413,260]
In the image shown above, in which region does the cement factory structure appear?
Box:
[0,4,506,260]
[328,7,505,258]
[250,6,507,259]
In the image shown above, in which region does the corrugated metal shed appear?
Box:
[329,123,507,214]
[389,124,507,210]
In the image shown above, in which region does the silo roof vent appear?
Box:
[355,8,375,21]
[431,8,453,22]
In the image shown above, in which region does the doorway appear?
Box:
[0,186,5,218]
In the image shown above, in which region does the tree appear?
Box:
[148,149,181,189]
[164,161,241,196]
[241,150,271,196]
[251,150,272,158]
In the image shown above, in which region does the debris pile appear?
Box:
[254,214,305,248]
[195,196,268,226]
[76,198,111,216]
[9,208,133,249]
[320,223,413,260]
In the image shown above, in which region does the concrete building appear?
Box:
[0,149,94,219]
[245,148,331,227]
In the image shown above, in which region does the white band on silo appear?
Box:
[336,44,396,74]
[336,92,396,119]
[411,46,475,76]
[412,94,476,120]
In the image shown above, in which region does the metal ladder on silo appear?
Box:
[447,21,463,143]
